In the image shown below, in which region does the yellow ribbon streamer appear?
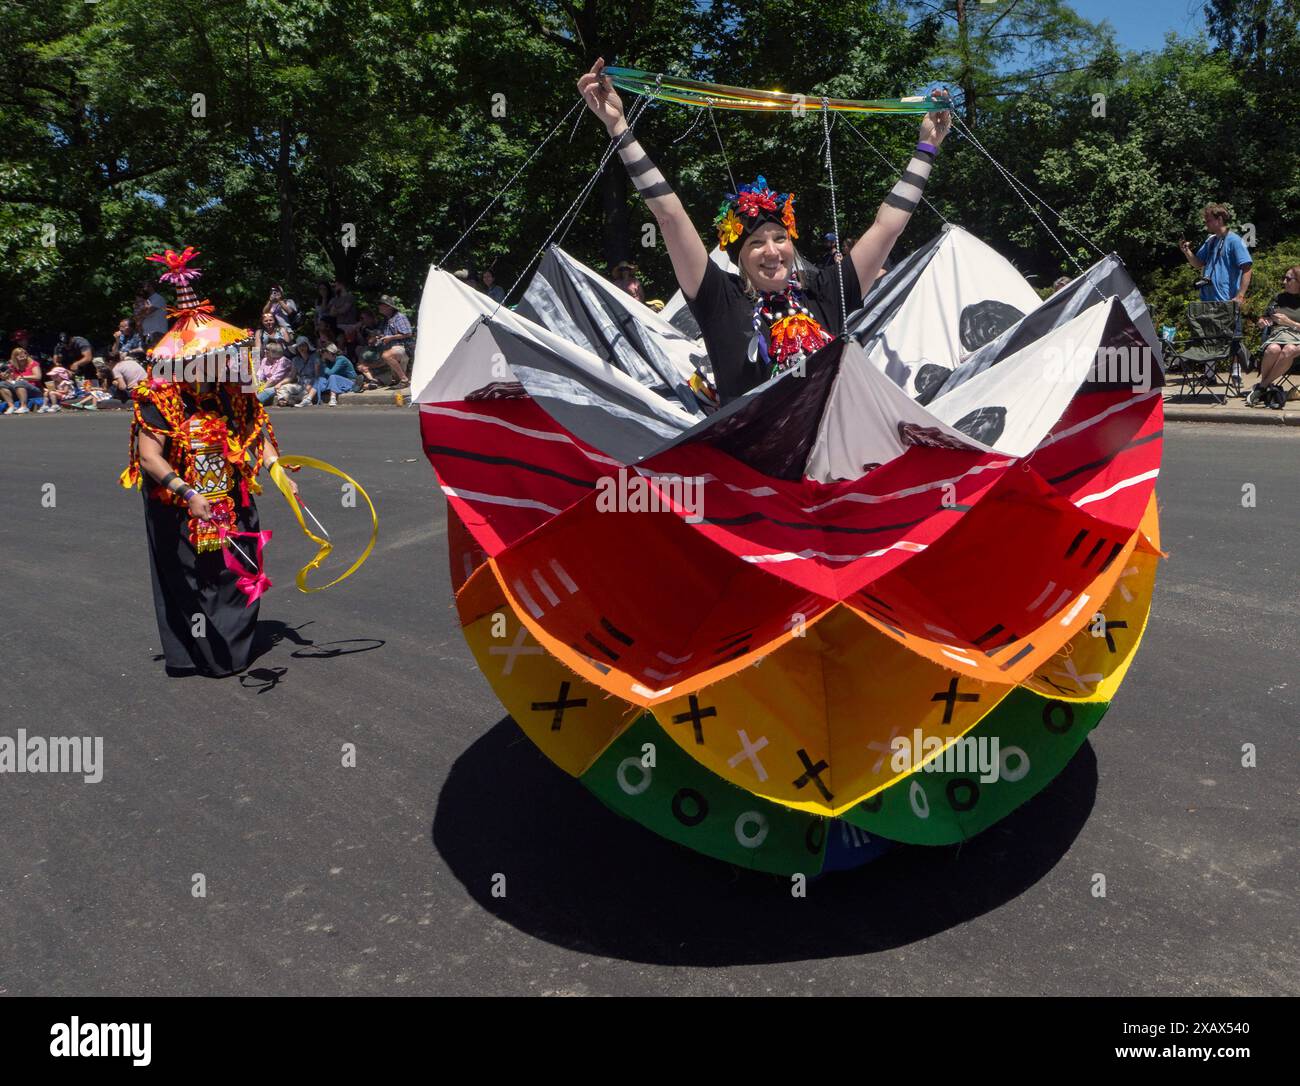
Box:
[269,455,378,592]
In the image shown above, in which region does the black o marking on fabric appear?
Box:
[946,777,980,812]
[1043,700,1075,734]
[805,820,826,853]
[671,787,708,827]
[792,748,834,802]
[670,695,716,745]
[530,681,588,731]
[930,678,980,725]
[422,445,596,490]
[860,794,883,814]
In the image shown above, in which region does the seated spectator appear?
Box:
[313,343,356,406]
[1249,265,1300,406]
[254,340,294,405]
[253,311,290,360]
[277,336,321,406]
[110,317,144,362]
[1,348,43,414]
[326,279,358,326]
[56,333,97,387]
[315,314,339,347]
[610,260,638,285]
[110,352,148,402]
[372,295,413,386]
[42,363,75,412]
[480,268,506,303]
[620,277,646,304]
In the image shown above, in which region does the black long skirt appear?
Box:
[143,490,262,677]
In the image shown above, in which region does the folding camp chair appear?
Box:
[1163,300,1242,405]
[1246,337,1300,408]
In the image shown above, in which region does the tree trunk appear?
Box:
[956,0,977,126]
[276,117,296,284]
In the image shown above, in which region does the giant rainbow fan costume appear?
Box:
[415,71,1165,874]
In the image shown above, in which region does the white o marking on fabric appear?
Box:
[734,811,769,848]
[616,757,652,796]
[909,779,930,819]
[999,745,1031,782]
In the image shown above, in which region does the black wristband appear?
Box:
[160,471,179,490]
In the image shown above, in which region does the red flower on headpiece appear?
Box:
[736,188,778,217]
[146,246,202,286]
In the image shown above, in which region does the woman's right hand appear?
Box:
[188,492,214,521]
[578,57,625,133]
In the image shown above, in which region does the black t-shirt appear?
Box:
[66,335,93,360]
[686,257,863,403]
[1265,291,1300,325]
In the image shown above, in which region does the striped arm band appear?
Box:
[614,132,675,201]
[882,153,934,213]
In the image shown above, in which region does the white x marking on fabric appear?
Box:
[727,730,770,782]
[487,626,543,675]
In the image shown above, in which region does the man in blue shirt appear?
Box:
[1179,203,1253,303]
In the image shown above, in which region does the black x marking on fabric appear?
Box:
[931,677,980,725]
[670,695,716,745]
[1034,673,1074,696]
[792,748,833,802]
[531,681,588,731]
[1102,619,1128,653]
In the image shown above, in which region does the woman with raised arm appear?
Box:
[578,58,951,404]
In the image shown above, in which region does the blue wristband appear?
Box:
[916,141,938,156]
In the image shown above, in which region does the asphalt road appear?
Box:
[0,411,1295,996]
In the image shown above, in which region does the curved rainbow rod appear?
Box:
[602,66,947,114]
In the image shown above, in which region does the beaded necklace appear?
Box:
[749,272,832,378]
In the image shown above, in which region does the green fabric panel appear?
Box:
[841,690,1106,845]
[580,713,828,876]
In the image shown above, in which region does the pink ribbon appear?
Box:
[218,525,274,606]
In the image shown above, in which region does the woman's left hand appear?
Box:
[920,88,952,145]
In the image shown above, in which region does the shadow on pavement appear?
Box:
[431,716,1097,966]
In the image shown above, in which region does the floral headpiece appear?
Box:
[146,246,202,286]
[713,175,798,253]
